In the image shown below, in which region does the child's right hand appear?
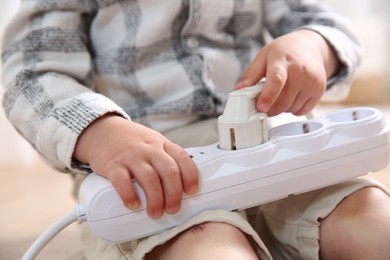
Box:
[73,114,199,219]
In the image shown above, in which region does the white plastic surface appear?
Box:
[218,82,268,150]
[79,107,390,243]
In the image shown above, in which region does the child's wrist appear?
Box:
[73,113,125,164]
[306,29,340,78]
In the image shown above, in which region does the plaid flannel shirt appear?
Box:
[1,0,361,173]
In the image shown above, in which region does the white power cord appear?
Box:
[22,205,86,260]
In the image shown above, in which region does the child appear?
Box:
[2,1,390,259]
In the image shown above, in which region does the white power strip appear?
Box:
[79,106,390,243]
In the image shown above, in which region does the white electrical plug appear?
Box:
[218,81,268,150]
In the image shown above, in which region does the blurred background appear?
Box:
[0,1,389,259]
[328,0,390,104]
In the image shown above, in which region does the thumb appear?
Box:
[235,51,266,90]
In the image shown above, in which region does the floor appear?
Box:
[0,161,85,260]
[0,104,389,260]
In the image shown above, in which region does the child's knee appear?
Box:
[146,222,259,260]
[335,186,389,215]
[319,187,390,259]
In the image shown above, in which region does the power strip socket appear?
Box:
[79,107,390,243]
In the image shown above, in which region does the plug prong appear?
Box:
[230,128,237,150]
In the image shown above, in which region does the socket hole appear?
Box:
[326,108,374,123]
[352,110,359,121]
[302,123,310,134]
[230,128,237,150]
[272,121,323,136]
[188,151,206,159]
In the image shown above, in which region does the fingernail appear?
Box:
[234,83,243,89]
[149,209,163,219]
[234,81,245,89]
[126,200,140,210]
[167,205,180,214]
[188,185,199,195]
[257,102,269,112]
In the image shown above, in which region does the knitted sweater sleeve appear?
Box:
[263,0,362,101]
[1,1,129,174]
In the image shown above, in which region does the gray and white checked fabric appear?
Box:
[1,0,361,174]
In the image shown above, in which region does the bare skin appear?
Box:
[145,222,260,260]
[320,187,390,260]
[236,29,339,116]
[74,114,199,219]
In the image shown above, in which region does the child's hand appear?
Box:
[74,114,199,219]
[236,30,339,116]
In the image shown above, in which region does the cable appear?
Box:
[22,205,86,260]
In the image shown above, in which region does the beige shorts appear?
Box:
[75,118,390,260]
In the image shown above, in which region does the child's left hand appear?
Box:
[235,30,339,116]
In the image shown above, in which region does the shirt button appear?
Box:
[186,36,199,48]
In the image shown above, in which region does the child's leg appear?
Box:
[254,178,390,260]
[150,118,261,259]
[145,222,259,260]
[78,209,271,259]
[319,186,390,260]
[75,119,272,259]
[147,118,261,259]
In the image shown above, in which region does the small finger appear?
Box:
[107,167,140,211]
[151,152,183,214]
[164,141,199,196]
[288,82,323,115]
[294,98,318,116]
[257,62,288,112]
[133,165,165,219]
[265,81,299,116]
[235,52,266,89]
